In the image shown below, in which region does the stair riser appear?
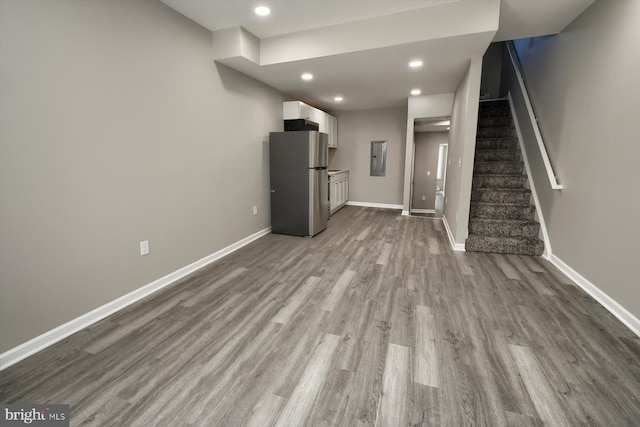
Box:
[473,175,528,188]
[470,204,536,220]
[478,117,513,128]
[480,100,510,109]
[478,109,510,118]
[471,189,531,204]
[469,222,540,239]
[475,139,518,150]
[477,128,516,138]
[465,236,544,256]
[474,150,521,162]
[474,163,523,174]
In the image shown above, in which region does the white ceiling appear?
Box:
[161,0,594,112]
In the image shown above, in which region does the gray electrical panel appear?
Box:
[370,140,387,176]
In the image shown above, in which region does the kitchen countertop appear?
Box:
[328,169,348,176]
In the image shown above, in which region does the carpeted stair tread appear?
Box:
[472,174,528,189]
[478,108,511,118]
[465,235,544,256]
[470,202,536,220]
[479,99,510,108]
[475,138,519,150]
[478,117,513,128]
[474,149,521,162]
[471,188,531,203]
[473,161,524,174]
[469,218,540,239]
[472,173,527,177]
[476,127,516,138]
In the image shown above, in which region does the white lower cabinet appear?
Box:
[329,171,349,215]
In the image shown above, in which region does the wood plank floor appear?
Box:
[2,206,639,426]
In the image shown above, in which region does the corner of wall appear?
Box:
[443,57,482,246]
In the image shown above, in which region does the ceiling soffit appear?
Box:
[213,0,500,67]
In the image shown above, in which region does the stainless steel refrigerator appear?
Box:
[269,131,329,237]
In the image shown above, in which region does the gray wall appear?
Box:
[511,0,640,319]
[412,132,448,211]
[480,42,503,99]
[0,0,284,352]
[443,57,482,244]
[330,107,407,206]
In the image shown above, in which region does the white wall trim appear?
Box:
[410,209,435,214]
[0,226,272,371]
[442,215,466,251]
[508,92,552,259]
[346,201,403,210]
[549,254,640,337]
[401,210,410,216]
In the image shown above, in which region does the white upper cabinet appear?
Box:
[283,101,338,148]
[327,114,338,148]
[316,111,327,133]
[283,101,313,120]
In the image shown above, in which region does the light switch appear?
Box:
[427,171,431,176]
[140,240,149,256]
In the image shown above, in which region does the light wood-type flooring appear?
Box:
[2,206,639,426]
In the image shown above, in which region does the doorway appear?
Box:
[410,118,450,218]
[433,143,448,217]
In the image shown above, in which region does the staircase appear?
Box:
[465,99,544,256]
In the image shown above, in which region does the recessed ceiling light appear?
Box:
[254,6,270,16]
[334,96,343,102]
[409,60,423,68]
[411,89,422,96]
[301,73,313,81]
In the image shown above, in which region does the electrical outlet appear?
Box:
[421,195,426,201]
[427,171,431,176]
[140,240,149,256]
[252,205,258,215]
[458,157,462,167]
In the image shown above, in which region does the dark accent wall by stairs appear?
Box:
[465,99,544,256]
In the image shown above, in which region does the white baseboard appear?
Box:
[549,254,640,337]
[401,210,410,216]
[410,209,435,214]
[442,215,466,251]
[346,201,403,210]
[0,226,272,371]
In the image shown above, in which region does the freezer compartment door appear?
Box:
[308,132,329,168]
[309,168,328,236]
